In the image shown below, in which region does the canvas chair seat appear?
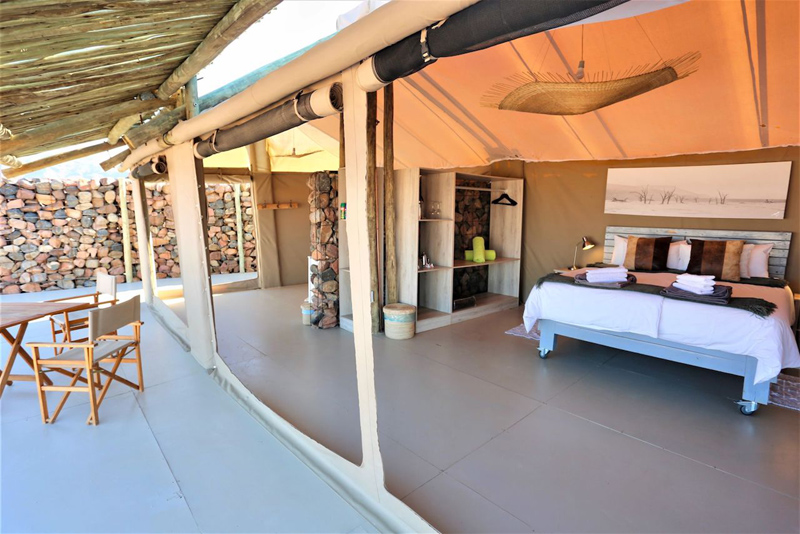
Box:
[50,309,90,327]
[29,296,143,425]
[43,339,134,363]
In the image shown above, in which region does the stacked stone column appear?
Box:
[307,171,339,328]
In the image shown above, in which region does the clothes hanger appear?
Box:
[491,193,517,206]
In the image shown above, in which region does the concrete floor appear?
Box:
[201,284,800,534]
[0,286,375,533]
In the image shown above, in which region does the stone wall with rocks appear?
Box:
[453,180,490,300]
[307,171,339,329]
[0,177,256,294]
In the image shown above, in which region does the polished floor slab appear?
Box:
[204,284,800,533]
[1,288,374,533]
[445,405,799,533]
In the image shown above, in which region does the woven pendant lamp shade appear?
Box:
[482,53,700,116]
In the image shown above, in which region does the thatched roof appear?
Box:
[0,0,279,163]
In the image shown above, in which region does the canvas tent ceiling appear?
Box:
[310,0,799,167]
[202,126,339,172]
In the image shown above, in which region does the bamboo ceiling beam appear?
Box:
[155,0,282,99]
[0,98,171,158]
[3,141,124,179]
[1,12,225,42]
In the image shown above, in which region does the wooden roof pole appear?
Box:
[100,149,131,172]
[0,99,169,158]
[155,0,281,100]
[3,141,124,179]
[383,83,397,305]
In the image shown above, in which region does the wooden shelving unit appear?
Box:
[395,169,524,332]
[452,257,519,269]
[340,168,523,334]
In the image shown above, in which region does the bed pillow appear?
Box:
[623,236,672,271]
[666,240,691,271]
[611,235,627,266]
[747,243,773,278]
[687,239,745,281]
[739,245,753,278]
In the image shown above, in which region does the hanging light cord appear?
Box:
[576,25,586,81]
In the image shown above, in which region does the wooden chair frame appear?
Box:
[48,273,118,354]
[29,322,143,425]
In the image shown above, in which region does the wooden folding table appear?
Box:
[0,301,93,398]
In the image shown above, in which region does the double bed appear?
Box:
[523,227,799,415]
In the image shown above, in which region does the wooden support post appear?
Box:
[383,83,397,305]
[118,175,134,284]
[366,91,380,334]
[131,176,156,306]
[339,111,345,168]
[3,141,124,179]
[234,183,246,273]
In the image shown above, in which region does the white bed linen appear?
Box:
[524,270,800,384]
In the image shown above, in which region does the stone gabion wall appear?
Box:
[205,184,257,274]
[307,171,339,329]
[453,180,490,300]
[0,177,256,294]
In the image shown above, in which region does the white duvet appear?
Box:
[523,270,800,384]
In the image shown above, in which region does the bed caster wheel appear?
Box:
[737,401,757,416]
[538,348,550,359]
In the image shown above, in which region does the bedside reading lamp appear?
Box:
[570,236,595,270]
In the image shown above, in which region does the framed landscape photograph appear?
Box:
[604,161,792,219]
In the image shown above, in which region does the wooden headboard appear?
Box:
[604,226,792,279]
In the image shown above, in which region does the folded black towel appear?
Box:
[661,283,732,305]
[574,273,637,289]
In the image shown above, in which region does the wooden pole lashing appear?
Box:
[234,183,246,273]
[366,91,380,333]
[383,83,397,305]
[119,175,134,284]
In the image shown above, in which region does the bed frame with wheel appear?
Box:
[537,319,772,415]
[535,226,792,416]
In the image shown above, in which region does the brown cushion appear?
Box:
[687,239,745,281]
[623,236,672,271]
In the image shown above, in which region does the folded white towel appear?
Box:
[586,274,628,283]
[586,271,628,283]
[675,278,715,289]
[591,267,628,274]
[676,274,715,282]
[674,282,714,295]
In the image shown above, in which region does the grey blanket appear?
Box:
[574,272,636,289]
[661,283,732,305]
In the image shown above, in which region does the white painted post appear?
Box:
[234,183,246,273]
[130,176,155,305]
[118,174,134,283]
[166,142,218,368]
[341,66,385,497]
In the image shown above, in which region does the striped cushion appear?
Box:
[687,239,745,281]
[623,236,672,271]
